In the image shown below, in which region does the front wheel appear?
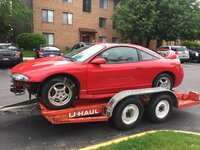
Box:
[111,97,144,130]
[41,77,77,110]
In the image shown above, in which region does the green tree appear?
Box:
[0,0,31,42]
[112,0,157,46]
[113,0,200,47]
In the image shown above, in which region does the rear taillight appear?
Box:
[39,51,44,56]
[175,51,179,55]
[61,52,64,56]
[15,52,21,56]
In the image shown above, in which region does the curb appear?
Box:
[79,130,200,150]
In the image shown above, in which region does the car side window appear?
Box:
[99,47,139,64]
[139,50,157,61]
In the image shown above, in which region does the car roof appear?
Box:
[96,43,146,49]
[0,43,11,46]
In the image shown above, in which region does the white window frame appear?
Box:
[43,33,54,45]
[63,12,73,25]
[99,18,107,28]
[42,10,54,23]
[62,0,73,3]
[100,0,108,9]
[99,36,107,43]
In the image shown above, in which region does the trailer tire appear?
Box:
[146,94,173,123]
[41,77,77,110]
[112,97,144,130]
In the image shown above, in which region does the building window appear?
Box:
[62,0,73,3]
[113,21,116,29]
[100,0,108,9]
[43,33,54,45]
[63,12,73,24]
[99,36,106,43]
[112,37,119,43]
[114,0,120,9]
[83,0,91,12]
[99,18,107,28]
[42,10,54,23]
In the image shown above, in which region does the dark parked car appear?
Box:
[188,49,200,62]
[70,42,92,52]
[35,45,63,59]
[0,43,23,66]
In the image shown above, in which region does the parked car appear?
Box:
[188,49,200,62]
[70,42,92,52]
[35,45,63,59]
[154,48,177,59]
[0,43,23,66]
[10,43,184,110]
[156,46,189,62]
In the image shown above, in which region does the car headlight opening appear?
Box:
[11,73,29,82]
[195,52,199,57]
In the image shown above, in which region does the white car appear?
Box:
[156,46,190,62]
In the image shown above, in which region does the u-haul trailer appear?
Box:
[0,87,199,130]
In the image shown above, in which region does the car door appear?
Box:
[87,46,146,95]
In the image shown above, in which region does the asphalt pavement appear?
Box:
[0,63,200,150]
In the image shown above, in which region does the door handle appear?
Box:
[136,66,142,70]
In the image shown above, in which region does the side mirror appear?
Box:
[91,58,106,65]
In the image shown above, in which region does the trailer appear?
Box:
[0,87,199,130]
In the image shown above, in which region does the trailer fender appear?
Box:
[106,87,178,118]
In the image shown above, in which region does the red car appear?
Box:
[10,43,184,110]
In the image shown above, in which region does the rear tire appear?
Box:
[146,94,173,123]
[153,73,173,90]
[41,77,77,110]
[112,97,144,130]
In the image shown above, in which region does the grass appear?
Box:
[98,131,200,150]
[22,50,36,57]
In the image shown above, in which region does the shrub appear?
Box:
[16,33,46,50]
[182,41,200,49]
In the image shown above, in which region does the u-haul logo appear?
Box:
[69,109,99,118]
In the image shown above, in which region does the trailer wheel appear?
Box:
[146,94,173,123]
[41,77,77,110]
[112,97,144,130]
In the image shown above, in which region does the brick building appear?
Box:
[30,0,120,50]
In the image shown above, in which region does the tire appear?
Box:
[146,94,173,123]
[112,97,144,130]
[41,77,77,110]
[153,73,173,90]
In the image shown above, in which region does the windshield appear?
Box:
[0,45,18,51]
[64,45,105,62]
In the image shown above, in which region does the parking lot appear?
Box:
[0,62,200,150]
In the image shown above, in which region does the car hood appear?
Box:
[11,56,75,75]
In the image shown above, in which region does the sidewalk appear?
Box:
[23,57,34,61]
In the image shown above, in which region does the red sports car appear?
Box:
[10,43,184,110]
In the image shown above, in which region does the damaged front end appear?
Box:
[10,80,28,95]
[10,73,40,96]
